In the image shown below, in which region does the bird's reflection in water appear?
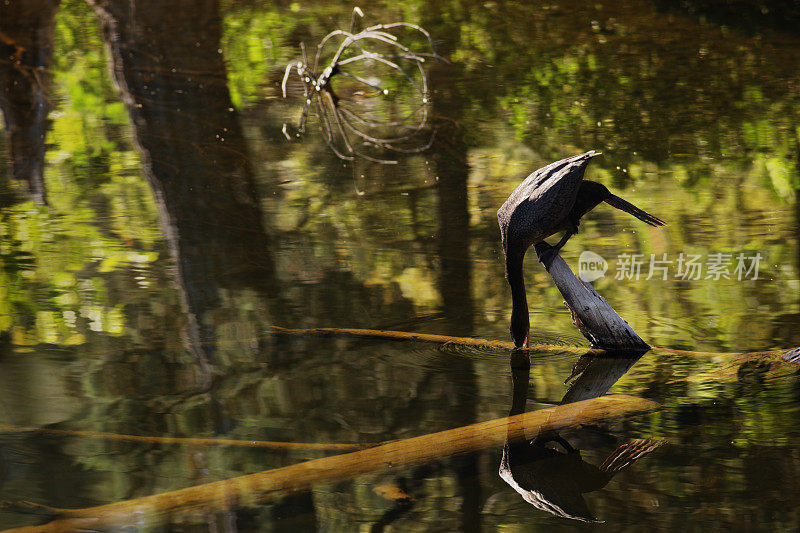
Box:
[500,351,662,522]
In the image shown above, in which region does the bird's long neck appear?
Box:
[505,247,529,343]
[506,251,527,306]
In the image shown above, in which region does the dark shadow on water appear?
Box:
[74,1,317,525]
[655,0,800,35]
[561,348,649,404]
[87,0,283,371]
[427,21,483,530]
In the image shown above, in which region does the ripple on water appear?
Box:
[436,341,511,361]
[434,335,590,364]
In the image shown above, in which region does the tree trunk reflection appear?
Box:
[428,13,480,530]
[0,0,60,205]
[87,0,280,368]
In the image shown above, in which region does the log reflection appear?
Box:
[561,349,647,404]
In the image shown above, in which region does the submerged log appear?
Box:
[268,326,799,389]
[268,325,795,363]
[269,325,582,353]
[544,254,650,351]
[5,395,658,532]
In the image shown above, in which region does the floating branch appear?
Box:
[267,325,798,366]
[501,360,664,523]
[281,8,443,164]
[0,424,364,452]
[269,325,585,354]
[269,325,799,394]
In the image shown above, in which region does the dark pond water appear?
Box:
[1,0,799,530]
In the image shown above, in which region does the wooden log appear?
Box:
[5,395,658,532]
[544,254,650,351]
[267,326,797,365]
[269,325,596,355]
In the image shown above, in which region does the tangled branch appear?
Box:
[281,8,444,164]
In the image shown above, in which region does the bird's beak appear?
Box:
[523,335,529,349]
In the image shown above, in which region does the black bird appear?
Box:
[497,151,665,348]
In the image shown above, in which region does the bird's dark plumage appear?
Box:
[497,151,665,348]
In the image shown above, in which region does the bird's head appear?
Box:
[510,307,530,349]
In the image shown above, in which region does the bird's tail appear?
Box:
[599,438,665,474]
[604,194,666,227]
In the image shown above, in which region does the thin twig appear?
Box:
[281,10,439,164]
[0,424,365,451]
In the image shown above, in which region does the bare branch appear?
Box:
[279,9,442,164]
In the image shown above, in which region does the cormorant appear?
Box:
[497,151,665,348]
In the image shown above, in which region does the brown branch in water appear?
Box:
[3,395,658,532]
[267,325,797,363]
[270,325,588,354]
[0,424,364,452]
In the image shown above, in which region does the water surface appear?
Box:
[0,0,799,530]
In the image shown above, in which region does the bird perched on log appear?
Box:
[497,151,665,348]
